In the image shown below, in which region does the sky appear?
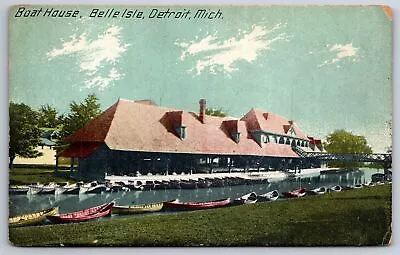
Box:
[9,5,392,152]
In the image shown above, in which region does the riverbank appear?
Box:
[9,184,392,246]
[9,168,76,185]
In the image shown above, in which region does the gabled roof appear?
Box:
[61,99,315,158]
[241,108,308,139]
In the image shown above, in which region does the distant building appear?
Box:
[14,128,59,166]
[58,99,325,180]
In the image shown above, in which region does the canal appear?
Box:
[8,168,385,217]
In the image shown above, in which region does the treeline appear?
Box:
[9,94,101,168]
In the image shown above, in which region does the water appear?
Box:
[8,168,384,217]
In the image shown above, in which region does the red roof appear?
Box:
[241,109,308,139]
[58,142,102,158]
[61,99,315,158]
[65,102,117,142]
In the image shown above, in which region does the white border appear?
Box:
[1,1,397,255]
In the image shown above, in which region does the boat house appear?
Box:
[57,99,326,181]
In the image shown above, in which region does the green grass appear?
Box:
[9,168,77,185]
[9,184,392,247]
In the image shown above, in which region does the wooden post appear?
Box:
[70,157,74,172]
[55,156,59,173]
[228,157,232,174]
[210,157,213,174]
[165,158,169,176]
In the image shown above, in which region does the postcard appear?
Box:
[8,5,392,247]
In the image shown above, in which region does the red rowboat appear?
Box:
[163,198,231,210]
[46,202,114,224]
[282,188,307,198]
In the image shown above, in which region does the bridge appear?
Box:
[292,146,392,166]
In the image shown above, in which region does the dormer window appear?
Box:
[175,126,186,140]
[231,132,240,144]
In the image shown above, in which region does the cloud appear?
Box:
[175,23,289,75]
[47,25,130,90]
[319,43,358,67]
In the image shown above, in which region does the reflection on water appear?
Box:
[9,168,384,217]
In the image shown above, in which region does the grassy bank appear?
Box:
[9,168,76,185]
[9,184,392,247]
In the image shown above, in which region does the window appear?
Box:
[262,134,268,143]
[175,126,186,140]
[231,132,240,144]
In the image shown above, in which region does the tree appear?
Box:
[324,130,373,155]
[324,130,373,168]
[9,102,42,169]
[38,104,59,128]
[58,94,101,147]
[205,107,227,117]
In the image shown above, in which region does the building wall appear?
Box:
[77,144,113,181]
[74,146,326,181]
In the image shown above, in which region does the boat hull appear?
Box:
[257,190,279,201]
[9,207,58,228]
[46,202,114,224]
[112,202,164,214]
[64,187,81,194]
[163,198,231,210]
[233,192,258,205]
[282,188,307,198]
[9,187,29,195]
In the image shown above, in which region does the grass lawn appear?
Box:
[9,168,77,185]
[9,184,392,247]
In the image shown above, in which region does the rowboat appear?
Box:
[46,202,114,224]
[106,183,128,192]
[197,179,212,188]
[210,178,224,187]
[63,185,81,194]
[330,185,342,192]
[28,183,57,195]
[233,192,258,205]
[55,182,82,195]
[282,188,307,198]
[167,180,181,189]
[371,173,386,183]
[257,190,279,202]
[342,185,354,191]
[127,180,144,191]
[310,187,327,195]
[112,201,164,214]
[364,182,375,187]
[9,207,58,227]
[180,180,197,189]
[9,185,29,195]
[353,184,363,189]
[154,181,169,190]
[163,198,231,210]
[142,181,156,190]
[80,182,107,194]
